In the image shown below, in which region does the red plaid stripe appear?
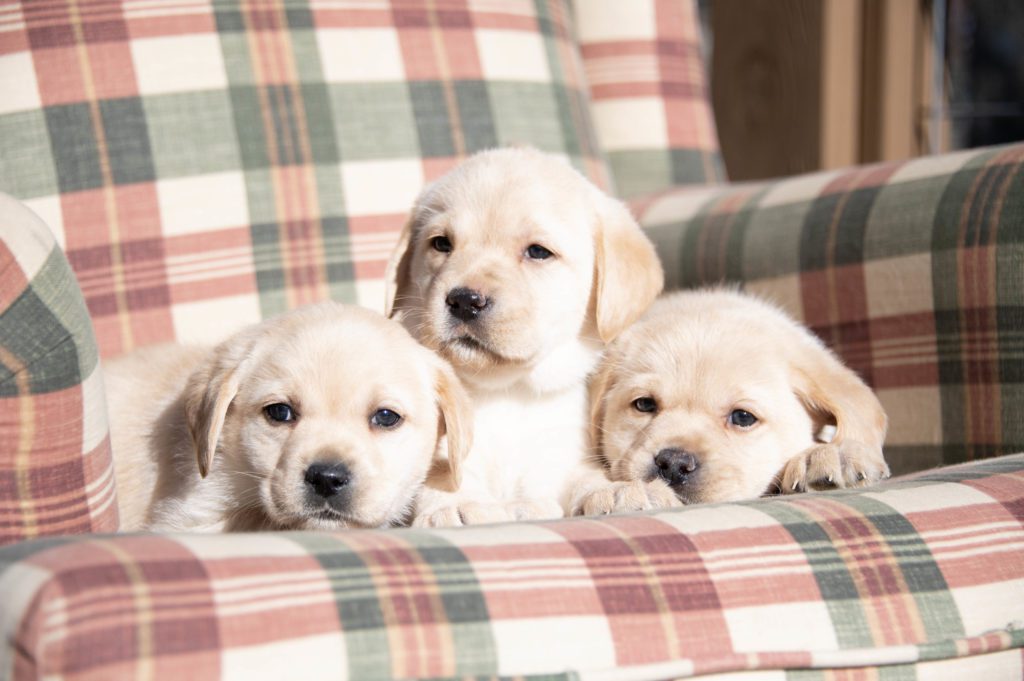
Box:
[0,194,117,545]
[3,456,1022,680]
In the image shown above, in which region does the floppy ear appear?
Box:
[593,195,664,343]
[433,358,473,489]
[587,354,616,466]
[790,341,888,450]
[183,345,253,478]
[384,213,415,318]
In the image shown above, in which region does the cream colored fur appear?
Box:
[106,302,470,532]
[386,147,663,526]
[578,288,890,514]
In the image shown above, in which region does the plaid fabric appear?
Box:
[0,0,607,358]
[637,143,1024,475]
[0,193,117,547]
[574,0,724,199]
[1,454,1021,680]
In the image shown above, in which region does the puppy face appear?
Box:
[591,290,887,503]
[386,148,663,389]
[184,303,470,530]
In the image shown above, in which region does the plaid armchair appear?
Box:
[1,2,1022,679]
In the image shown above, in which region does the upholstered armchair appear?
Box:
[1,1,1021,678]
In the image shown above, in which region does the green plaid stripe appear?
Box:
[0,194,117,544]
[2,455,1021,679]
[575,0,726,198]
[0,0,608,355]
[639,143,1024,473]
[761,495,962,650]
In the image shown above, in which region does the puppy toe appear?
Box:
[610,480,653,511]
[611,480,681,512]
[804,444,847,490]
[644,479,683,509]
[838,440,891,487]
[780,455,810,494]
[412,506,464,528]
[458,502,515,525]
[580,488,618,516]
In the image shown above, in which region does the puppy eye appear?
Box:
[525,244,554,260]
[632,397,658,413]
[430,236,453,253]
[729,409,758,428]
[264,403,296,423]
[370,408,403,429]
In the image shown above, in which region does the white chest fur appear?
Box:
[461,382,589,505]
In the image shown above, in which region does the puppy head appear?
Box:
[590,289,887,503]
[386,147,663,390]
[184,303,471,530]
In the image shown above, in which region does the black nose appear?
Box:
[655,449,699,487]
[304,462,351,499]
[446,287,489,322]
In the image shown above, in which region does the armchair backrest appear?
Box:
[0,0,720,360]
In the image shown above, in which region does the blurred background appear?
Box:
[698,0,1024,181]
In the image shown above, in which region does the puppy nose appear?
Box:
[654,449,699,487]
[446,287,489,322]
[304,462,351,499]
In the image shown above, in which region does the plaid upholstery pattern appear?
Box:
[638,143,1024,475]
[574,0,724,199]
[0,0,607,358]
[1,454,1022,680]
[0,193,117,546]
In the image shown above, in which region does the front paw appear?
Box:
[574,479,682,516]
[412,499,562,527]
[780,441,890,493]
[412,502,504,527]
[412,505,466,528]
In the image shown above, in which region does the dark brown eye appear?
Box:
[729,409,758,428]
[370,408,402,429]
[632,397,657,413]
[431,236,453,253]
[525,244,553,260]
[264,403,296,423]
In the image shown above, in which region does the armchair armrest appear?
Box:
[2,455,1022,680]
[633,143,1024,475]
[0,194,117,545]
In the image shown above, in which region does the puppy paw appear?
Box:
[502,499,564,521]
[411,505,466,528]
[781,441,890,493]
[574,479,682,516]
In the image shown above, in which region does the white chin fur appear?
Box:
[458,334,602,395]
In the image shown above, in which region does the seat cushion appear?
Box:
[2,454,1022,680]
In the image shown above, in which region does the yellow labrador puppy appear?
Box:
[106,303,470,532]
[386,147,663,526]
[578,288,890,514]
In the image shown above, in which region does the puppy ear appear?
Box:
[384,213,415,318]
[587,354,616,466]
[433,358,473,488]
[593,195,664,343]
[386,183,438,318]
[790,341,888,451]
[183,345,253,478]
